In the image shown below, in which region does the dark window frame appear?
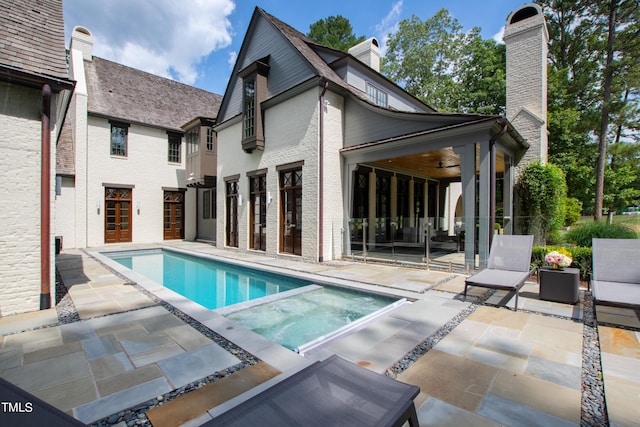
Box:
[167,132,182,163]
[206,127,215,152]
[110,121,129,157]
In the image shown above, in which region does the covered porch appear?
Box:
[341,117,527,271]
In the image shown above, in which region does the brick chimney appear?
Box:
[70,26,94,62]
[504,3,548,167]
[348,37,381,72]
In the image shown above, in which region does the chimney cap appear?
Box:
[507,3,543,26]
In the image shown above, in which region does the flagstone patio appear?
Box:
[0,241,638,426]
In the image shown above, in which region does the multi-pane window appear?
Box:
[366,82,388,108]
[239,59,268,153]
[206,127,215,152]
[110,123,128,156]
[168,133,181,163]
[243,79,256,139]
[186,128,199,155]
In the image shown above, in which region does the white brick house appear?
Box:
[57,27,222,250]
[214,6,546,268]
[0,0,74,315]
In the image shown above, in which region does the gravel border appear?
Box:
[384,287,610,427]
[54,254,259,427]
[581,291,609,426]
[56,253,612,427]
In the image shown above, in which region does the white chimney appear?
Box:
[70,26,94,62]
[504,3,548,166]
[348,37,381,72]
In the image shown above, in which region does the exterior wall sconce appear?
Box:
[237,194,243,206]
[267,191,272,204]
[96,200,100,213]
[136,201,141,213]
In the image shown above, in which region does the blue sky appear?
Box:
[63,0,527,95]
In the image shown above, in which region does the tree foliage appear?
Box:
[382,9,505,113]
[307,15,365,52]
[538,0,640,217]
[516,162,568,244]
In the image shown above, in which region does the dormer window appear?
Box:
[366,82,388,108]
[238,57,270,153]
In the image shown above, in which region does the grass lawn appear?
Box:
[574,215,640,235]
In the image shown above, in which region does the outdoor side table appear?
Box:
[539,266,580,304]
[207,354,420,427]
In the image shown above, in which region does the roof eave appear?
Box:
[0,64,74,92]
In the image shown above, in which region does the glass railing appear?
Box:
[347,216,535,272]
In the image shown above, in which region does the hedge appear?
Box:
[532,245,592,281]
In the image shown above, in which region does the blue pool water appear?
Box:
[108,250,309,309]
[107,249,400,351]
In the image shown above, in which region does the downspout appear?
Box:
[40,84,52,310]
[489,118,508,248]
[318,80,329,262]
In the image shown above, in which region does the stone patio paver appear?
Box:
[1,242,639,427]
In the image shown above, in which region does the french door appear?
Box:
[280,168,302,255]
[163,191,184,240]
[105,187,132,243]
[250,175,267,251]
[226,181,239,247]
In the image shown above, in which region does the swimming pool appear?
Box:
[106,249,402,351]
[108,249,309,310]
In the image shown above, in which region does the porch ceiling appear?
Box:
[372,147,505,180]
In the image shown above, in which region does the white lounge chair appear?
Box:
[464,235,535,311]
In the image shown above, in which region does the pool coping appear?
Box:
[88,245,419,374]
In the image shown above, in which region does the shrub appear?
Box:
[516,162,567,245]
[564,197,582,227]
[564,221,637,247]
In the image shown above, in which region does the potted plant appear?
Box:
[544,249,573,270]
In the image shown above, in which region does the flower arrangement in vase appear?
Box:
[544,249,573,270]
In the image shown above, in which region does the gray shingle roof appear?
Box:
[0,0,68,79]
[85,57,222,131]
[259,9,362,100]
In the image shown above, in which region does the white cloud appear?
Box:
[228,51,238,70]
[493,25,506,44]
[375,0,403,56]
[63,0,235,84]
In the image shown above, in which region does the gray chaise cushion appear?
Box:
[592,238,640,307]
[465,269,531,291]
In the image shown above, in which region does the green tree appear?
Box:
[458,37,506,115]
[538,0,640,216]
[307,15,365,52]
[383,9,474,112]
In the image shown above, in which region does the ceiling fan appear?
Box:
[438,161,460,169]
